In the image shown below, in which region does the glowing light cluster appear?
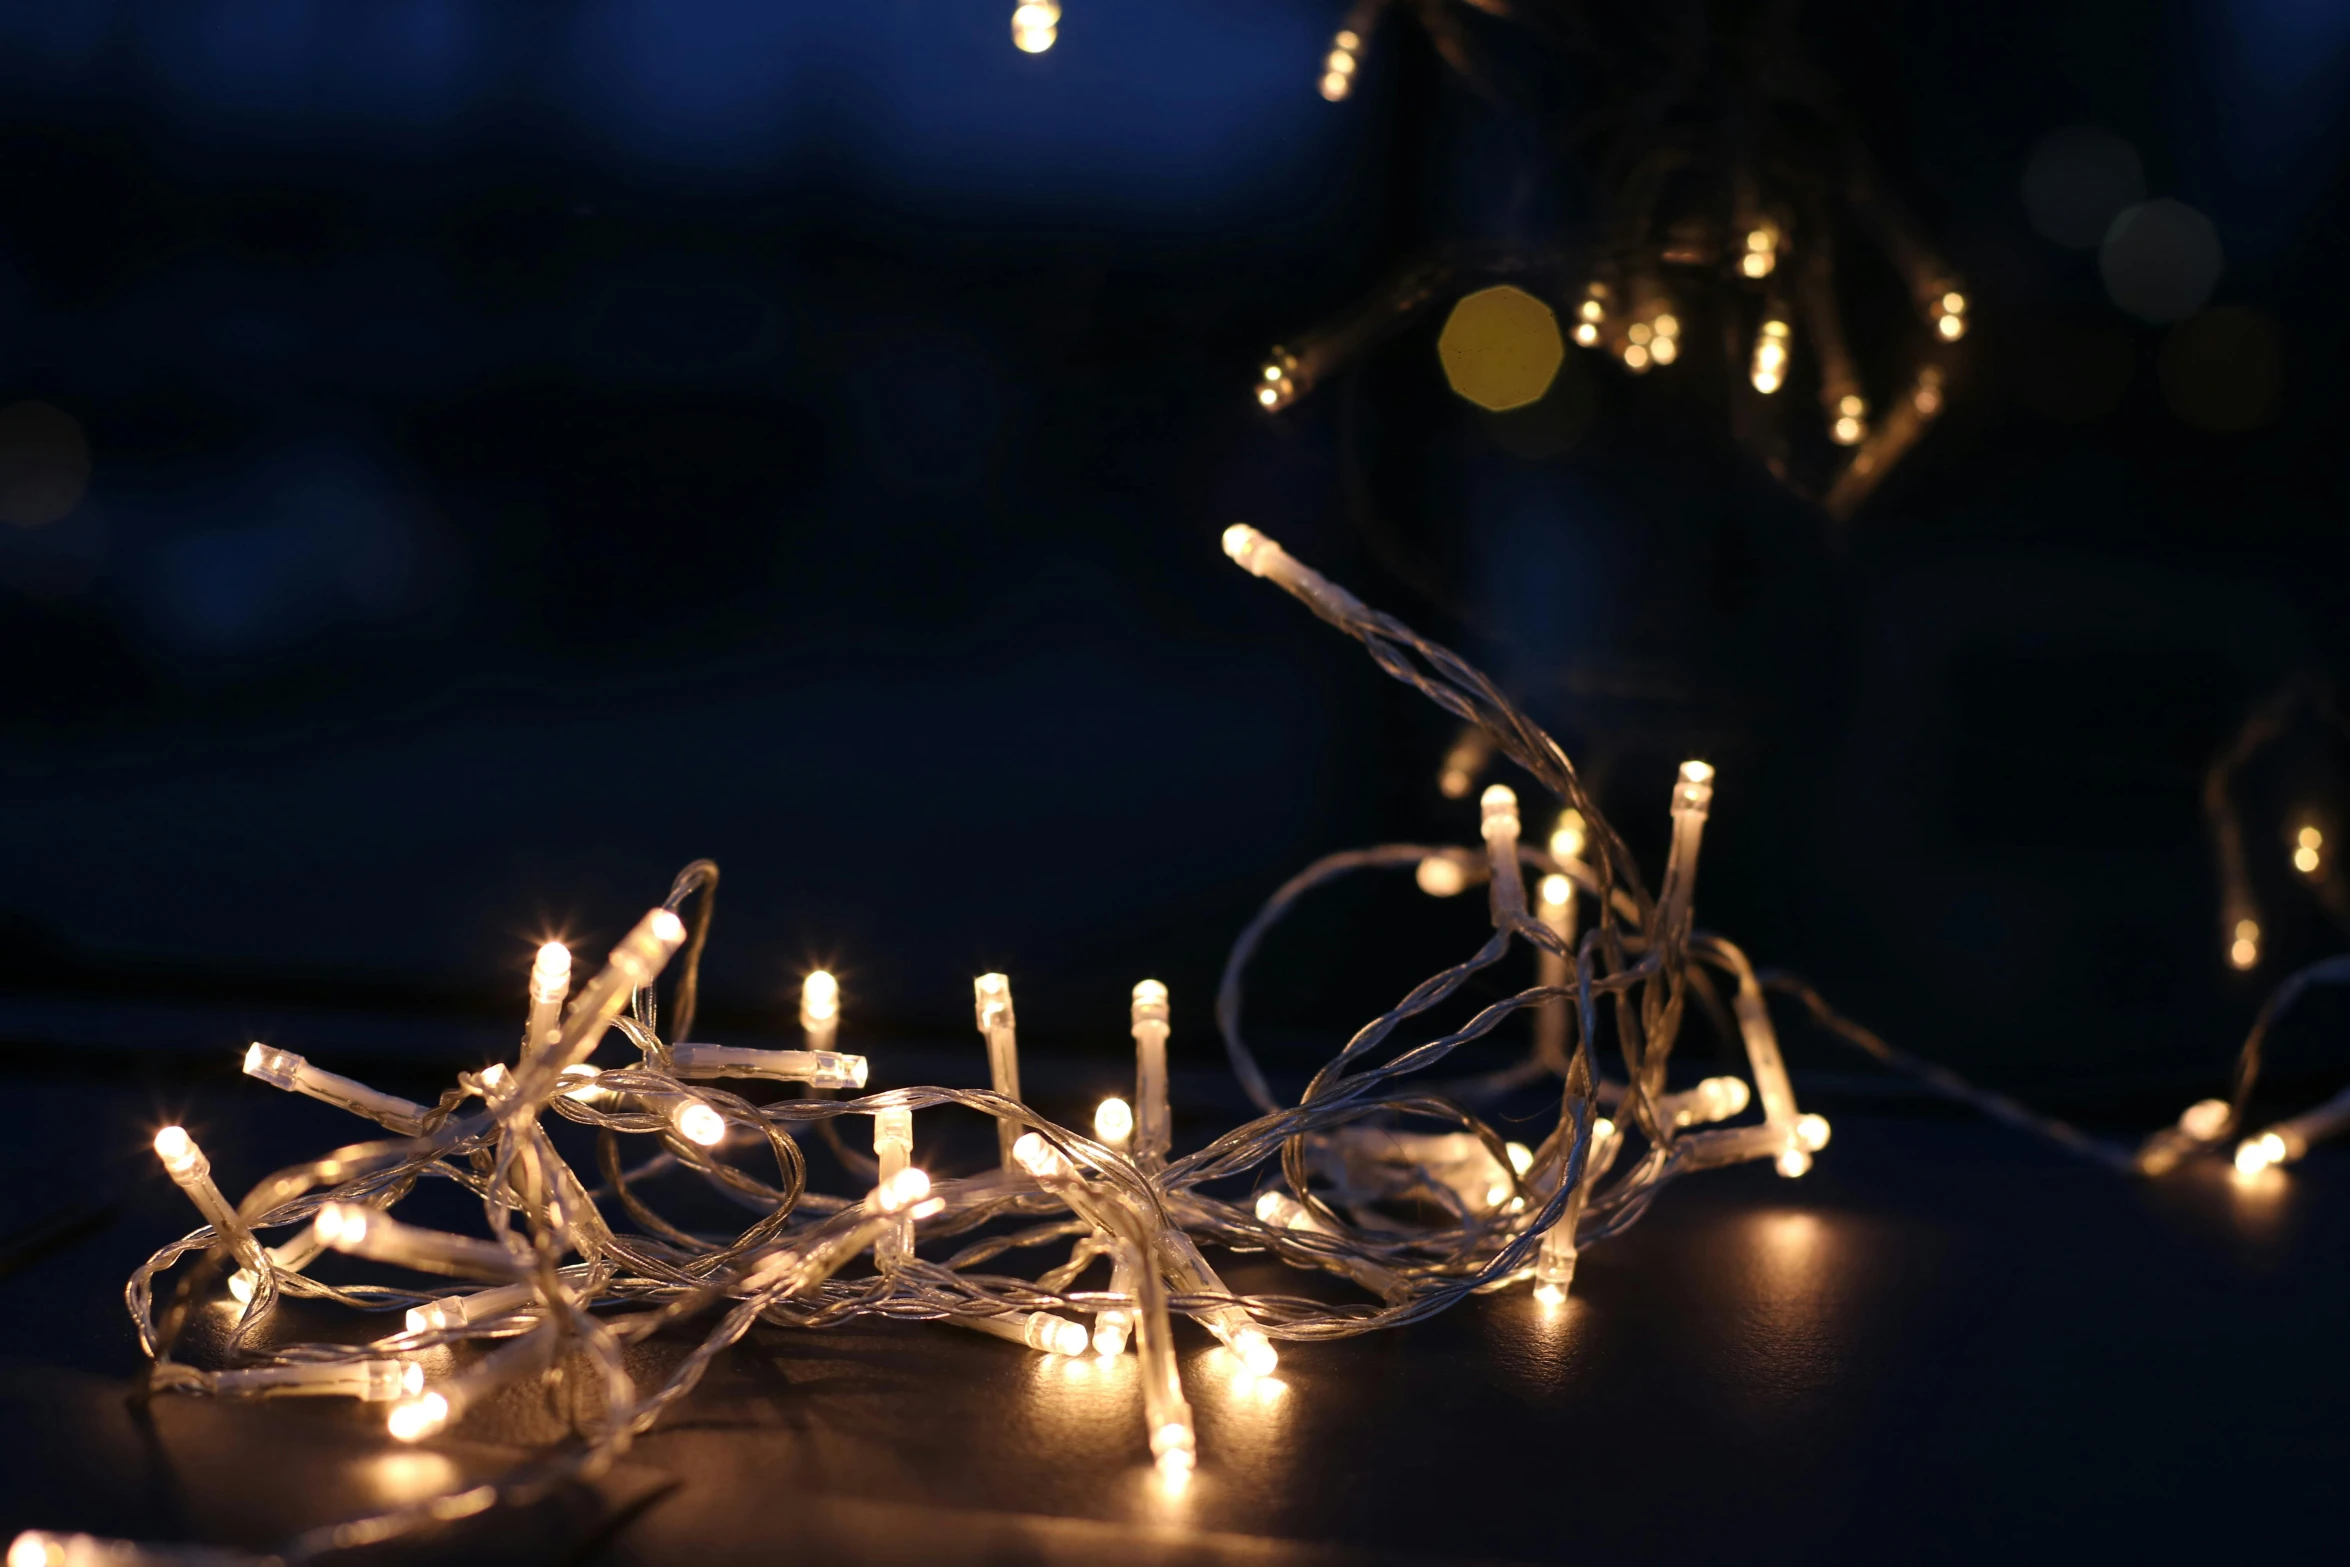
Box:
[1320,27,1363,101]
[52,528,2277,1567]
[1011,0,1058,53]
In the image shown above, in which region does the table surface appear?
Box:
[2,1071,2344,1566]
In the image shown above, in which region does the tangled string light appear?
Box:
[7,530,2329,1567]
[1270,0,1967,517]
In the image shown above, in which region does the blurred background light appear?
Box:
[2022,126,2147,249]
[2100,198,2226,322]
[1437,286,1564,413]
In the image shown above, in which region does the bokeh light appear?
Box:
[2021,126,2146,248]
[2158,307,2280,432]
[1437,285,1565,412]
[2100,199,2224,323]
[0,401,92,528]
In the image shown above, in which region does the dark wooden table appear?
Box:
[2,1071,2342,1565]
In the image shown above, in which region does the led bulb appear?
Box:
[1011,0,1058,52]
[1095,1096,1134,1146]
[1550,809,1587,862]
[153,1126,199,1178]
[1416,855,1467,897]
[1012,1131,1069,1179]
[2230,918,2260,971]
[673,1102,727,1148]
[2178,1098,2230,1142]
[1506,1141,1534,1175]
[1831,392,1868,446]
[1230,1327,1279,1377]
[2234,1131,2290,1176]
[1320,26,1362,101]
[1650,335,1678,365]
[387,1390,451,1443]
[1931,286,1968,340]
[1751,319,1790,394]
[1775,1146,1812,1179]
[1795,1112,1832,1152]
[873,1167,933,1213]
[1572,321,1599,347]
[802,969,839,1023]
[530,941,571,1001]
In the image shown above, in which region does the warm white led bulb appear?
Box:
[1416,854,1468,897]
[2234,1131,2289,1175]
[1775,1146,1812,1179]
[387,1390,451,1443]
[1751,319,1790,394]
[873,1166,934,1214]
[801,969,839,1024]
[1795,1112,1831,1152]
[1012,1131,1068,1179]
[1230,1328,1279,1377]
[2230,918,2260,971]
[2177,1098,2231,1142]
[1550,808,1587,862]
[531,941,571,1000]
[1506,1141,1534,1176]
[1538,873,1572,910]
[673,1102,727,1148]
[153,1126,199,1178]
[1094,1096,1134,1147]
[1011,0,1058,52]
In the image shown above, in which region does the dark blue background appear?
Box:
[0,0,2345,1106]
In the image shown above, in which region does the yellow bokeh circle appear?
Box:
[1437,285,1565,412]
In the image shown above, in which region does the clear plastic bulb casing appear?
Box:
[1093,1096,1134,1149]
[1480,785,1527,923]
[669,1044,867,1091]
[511,906,688,1104]
[1156,1226,1277,1376]
[242,1043,429,1134]
[956,1309,1090,1357]
[405,1280,542,1336]
[211,1359,423,1402]
[1093,1244,1135,1356]
[1131,980,1172,1172]
[974,973,1025,1172]
[151,1127,267,1275]
[873,1106,915,1269]
[523,941,571,1063]
[312,1203,523,1280]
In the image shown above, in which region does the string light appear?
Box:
[524,942,570,1062]
[1415,853,1470,897]
[1093,1096,1134,1149]
[1321,28,1363,101]
[243,1043,430,1133]
[1751,317,1790,394]
[2293,825,2323,877]
[1131,980,1174,1173]
[1930,285,1968,340]
[1010,0,1058,54]
[975,973,1025,1171]
[1258,349,1300,411]
[1830,393,1868,446]
[51,529,2285,1567]
[800,969,840,1051]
